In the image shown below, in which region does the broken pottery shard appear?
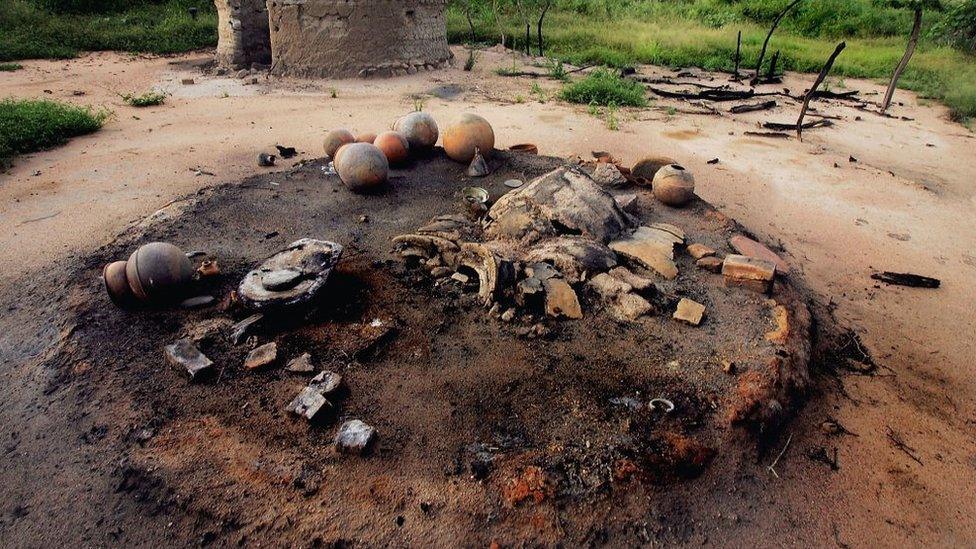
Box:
[523,237,617,283]
[614,193,639,214]
[244,341,278,370]
[334,419,376,455]
[486,166,635,245]
[722,254,775,293]
[416,214,480,243]
[592,163,628,188]
[696,256,724,273]
[230,313,264,345]
[516,276,545,307]
[542,278,583,319]
[238,239,343,310]
[611,293,653,322]
[608,267,656,292]
[609,227,679,280]
[729,234,789,275]
[687,243,716,260]
[673,298,706,326]
[309,370,343,395]
[286,352,316,373]
[766,304,790,344]
[456,242,515,306]
[588,272,632,300]
[286,387,333,421]
[164,338,213,380]
[393,234,461,265]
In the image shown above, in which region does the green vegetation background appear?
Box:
[1,0,974,118]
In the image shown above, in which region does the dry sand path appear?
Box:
[1,47,974,546]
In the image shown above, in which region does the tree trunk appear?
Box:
[882,8,922,114]
[753,0,804,85]
[525,24,531,56]
[796,42,846,140]
[733,30,742,77]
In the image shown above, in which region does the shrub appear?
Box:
[0,98,110,167]
[559,69,647,107]
[0,63,23,71]
[121,90,167,107]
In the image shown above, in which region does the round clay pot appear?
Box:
[652,164,696,207]
[335,142,389,193]
[124,242,194,303]
[323,129,356,160]
[393,112,438,151]
[632,155,677,181]
[103,260,137,307]
[374,131,410,165]
[443,113,495,164]
[356,132,377,144]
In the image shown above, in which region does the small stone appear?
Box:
[244,342,277,370]
[430,267,452,278]
[610,293,652,322]
[258,153,276,167]
[721,360,736,374]
[592,163,628,188]
[543,278,583,319]
[182,317,233,344]
[180,295,216,309]
[181,78,195,85]
[687,243,716,260]
[164,338,213,380]
[309,370,343,395]
[501,308,515,322]
[821,421,841,435]
[286,352,316,373]
[334,419,376,454]
[285,387,333,421]
[467,149,490,177]
[236,69,249,79]
[614,193,639,214]
[488,303,500,317]
[722,254,776,293]
[504,179,524,189]
[229,313,263,345]
[589,272,632,300]
[673,298,706,326]
[451,272,470,284]
[262,269,302,291]
[358,214,369,223]
[248,76,259,85]
[729,234,789,275]
[696,256,724,273]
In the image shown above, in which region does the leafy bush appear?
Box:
[559,69,647,107]
[121,90,167,107]
[0,98,110,167]
[938,0,976,51]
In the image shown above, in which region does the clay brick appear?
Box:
[722,254,775,293]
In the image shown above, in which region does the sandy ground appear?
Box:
[1,46,975,546]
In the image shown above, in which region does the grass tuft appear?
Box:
[560,69,647,107]
[121,90,167,107]
[0,98,110,168]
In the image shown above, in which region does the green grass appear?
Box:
[0,98,110,168]
[0,0,216,61]
[449,1,976,120]
[559,69,647,107]
[121,90,167,107]
[0,62,23,71]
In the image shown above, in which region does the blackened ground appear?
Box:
[0,150,836,547]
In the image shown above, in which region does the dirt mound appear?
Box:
[51,150,815,545]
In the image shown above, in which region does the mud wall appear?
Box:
[266,0,453,78]
[214,0,272,68]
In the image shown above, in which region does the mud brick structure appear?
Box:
[214,0,453,78]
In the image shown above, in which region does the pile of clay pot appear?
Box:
[393,151,787,328]
[321,110,497,193]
